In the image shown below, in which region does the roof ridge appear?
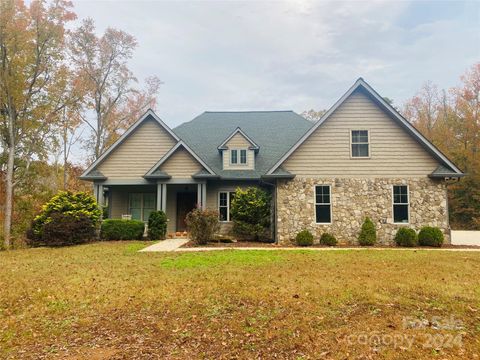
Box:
[203,110,294,113]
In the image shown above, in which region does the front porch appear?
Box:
[94,180,207,234]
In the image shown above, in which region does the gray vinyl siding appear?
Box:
[159,147,203,178]
[283,90,440,177]
[97,118,177,179]
[222,133,255,170]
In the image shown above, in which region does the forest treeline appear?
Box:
[1,1,478,248]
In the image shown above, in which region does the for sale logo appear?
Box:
[346,316,464,350]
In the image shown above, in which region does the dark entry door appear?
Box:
[176,192,197,232]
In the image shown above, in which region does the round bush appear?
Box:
[101,219,145,240]
[296,230,314,246]
[358,217,376,246]
[394,227,417,247]
[418,226,444,247]
[185,208,220,245]
[27,212,95,247]
[320,233,337,246]
[148,210,167,240]
[29,191,101,240]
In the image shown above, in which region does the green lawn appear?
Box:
[1,242,479,359]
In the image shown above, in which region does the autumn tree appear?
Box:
[69,19,161,160]
[0,0,76,248]
[403,63,480,229]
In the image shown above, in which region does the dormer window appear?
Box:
[240,150,247,164]
[231,149,238,164]
[218,127,259,170]
[230,149,248,165]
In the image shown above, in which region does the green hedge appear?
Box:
[101,219,145,240]
[418,226,444,247]
[394,227,418,247]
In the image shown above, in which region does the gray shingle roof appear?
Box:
[429,165,465,178]
[174,111,313,179]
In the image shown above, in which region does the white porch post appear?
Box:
[94,183,104,206]
[197,182,207,210]
[161,183,167,212]
[157,183,163,211]
[98,184,105,207]
[202,183,207,210]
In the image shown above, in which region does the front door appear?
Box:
[176,192,197,232]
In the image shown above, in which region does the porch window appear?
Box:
[315,185,331,223]
[393,185,409,223]
[218,191,235,222]
[129,193,156,221]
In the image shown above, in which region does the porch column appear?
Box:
[157,183,162,211]
[202,183,207,210]
[197,182,207,210]
[161,183,167,212]
[94,183,105,206]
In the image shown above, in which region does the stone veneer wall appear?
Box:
[276,177,449,245]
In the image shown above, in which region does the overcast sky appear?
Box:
[71,0,479,129]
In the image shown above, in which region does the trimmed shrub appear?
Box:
[296,230,314,246]
[186,208,220,245]
[27,213,95,247]
[29,191,101,240]
[394,227,418,247]
[230,187,271,241]
[148,210,168,240]
[418,226,444,247]
[358,217,376,246]
[43,213,95,246]
[320,233,337,246]
[101,219,145,240]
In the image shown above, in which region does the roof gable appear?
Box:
[218,127,260,152]
[267,78,463,176]
[80,109,179,180]
[144,141,216,179]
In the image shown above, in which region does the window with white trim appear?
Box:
[231,150,238,164]
[315,185,331,223]
[218,191,235,222]
[393,185,409,223]
[240,149,247,164]
[351,130,369,157]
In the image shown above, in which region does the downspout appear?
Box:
[259,179,277,244]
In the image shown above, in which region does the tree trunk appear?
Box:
[3,114,15,249]
[63,120,68,190]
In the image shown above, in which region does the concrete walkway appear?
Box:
[139,238,189,252]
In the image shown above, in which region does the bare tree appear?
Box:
[70,19,161,160]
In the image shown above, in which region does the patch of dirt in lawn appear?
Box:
[60,347,118,360]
